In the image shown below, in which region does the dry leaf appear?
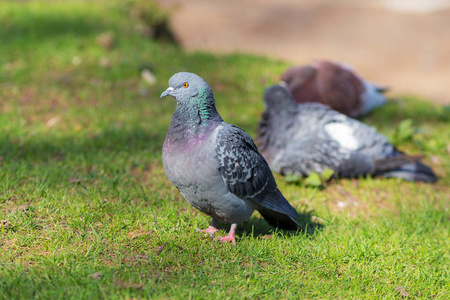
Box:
[157,241,168,255]
[141,69,157,85]
[0,220,12,228]
[72,56,81,66]
[395,286,409,298]
[114,279,143,289]
[96,32,114,50]
[68,177,83,183]
[430,155,440,165]
[99,56,111,68]
[11,202,30,213]
[45,116,60,128]
[90,272,102,280]
[127,231,151,239]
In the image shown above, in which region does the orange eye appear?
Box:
[182,82,189,88]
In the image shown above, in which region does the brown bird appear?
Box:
[280,60,387,118]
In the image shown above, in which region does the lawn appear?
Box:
[0,1,449,299]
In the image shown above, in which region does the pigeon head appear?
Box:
[161,72,221,124]
[263,84,296,111]
[161,72,214,104]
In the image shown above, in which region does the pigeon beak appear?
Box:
[160,87,174,98]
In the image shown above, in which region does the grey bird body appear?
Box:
[257,85,436,183]
[161,73,301,245]
[163,123,257,224]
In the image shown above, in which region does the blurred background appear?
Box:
[157,0,450,104]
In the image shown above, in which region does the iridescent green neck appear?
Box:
[172,88,222,130]
[196,88,218,121]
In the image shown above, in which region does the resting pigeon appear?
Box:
[280,60,387,118]
[161,72,301,246]
[257,85,437,183]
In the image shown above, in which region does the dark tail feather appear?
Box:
[378,161,437,183]
[258,208,300,231]
[374,154,423,172]
[374,151,437,183]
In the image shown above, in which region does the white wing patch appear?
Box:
[324,122,359,150]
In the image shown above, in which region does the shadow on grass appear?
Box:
[0,1,179,49]
[0,10,111,47]
[0,128,166,165]
[212,207,324,242]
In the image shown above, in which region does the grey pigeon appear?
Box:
[281,60,387,118]
[161,72,301,246]
[257,84,437,183]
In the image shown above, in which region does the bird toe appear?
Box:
[195,226,219,237]
[215,235,236,246]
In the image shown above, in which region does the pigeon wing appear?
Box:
[216,124,299,226]
[215,124,275,198]
[272,134,344,176]
[215,124,299,218]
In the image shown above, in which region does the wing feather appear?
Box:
[215,124,274,199]
[215,123,301,225]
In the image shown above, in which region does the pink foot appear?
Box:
[215,234,236,246]
[196,226,219,237]
[215,223,237,246]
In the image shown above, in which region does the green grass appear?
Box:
[0,1,449,299]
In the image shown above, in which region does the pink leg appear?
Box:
[196,218,219,237]
[216,223,237,246]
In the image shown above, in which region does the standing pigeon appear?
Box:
[281,60,387,118]
[161,72,301,246]
[257,84,437,183]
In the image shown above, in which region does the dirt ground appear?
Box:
[156,0,450,104]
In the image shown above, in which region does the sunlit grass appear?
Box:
[0,1,449,299]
